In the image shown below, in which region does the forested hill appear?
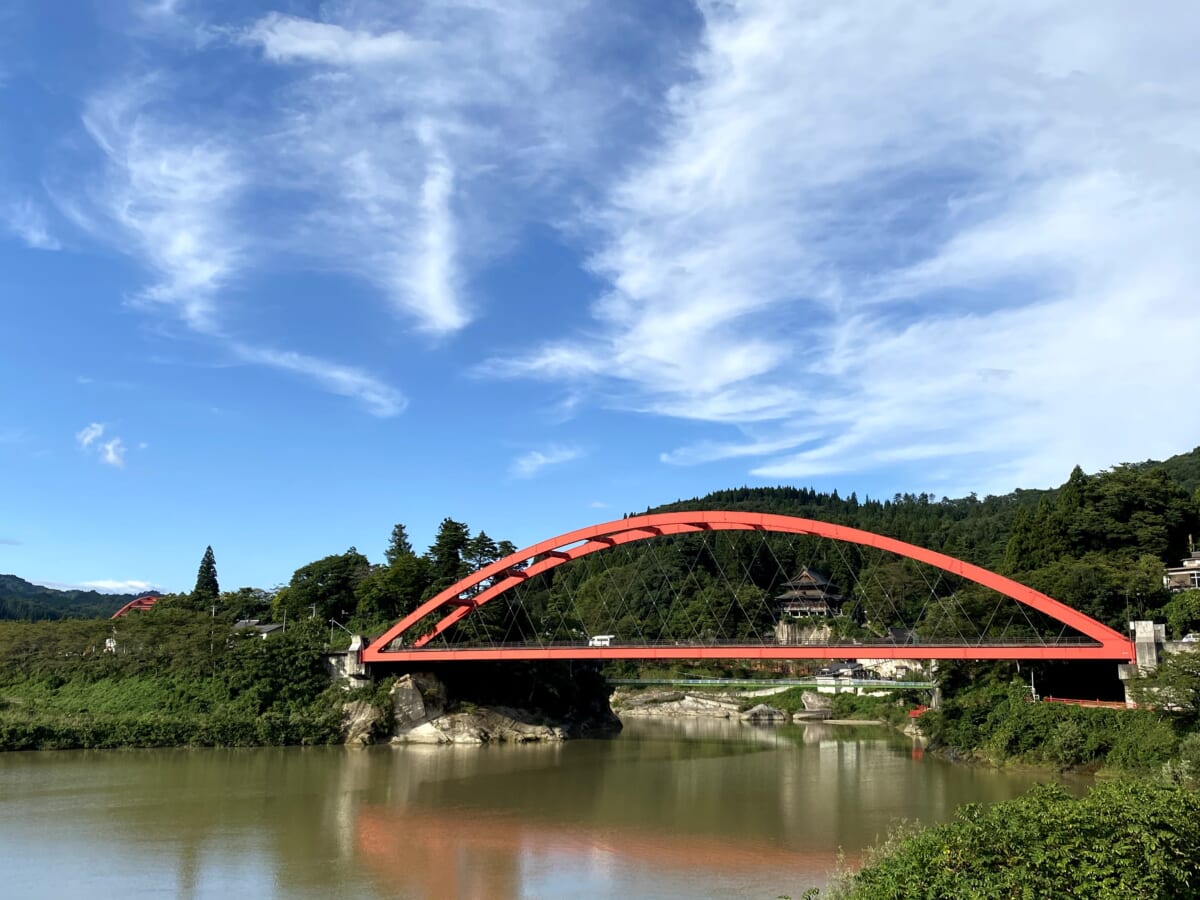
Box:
[648,445,1200,570]
[639,447,1200,633]
[1151,444,1200,494]
[647,484,1048,572]
[0,575,143,621]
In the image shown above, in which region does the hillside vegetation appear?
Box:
[0,575,140,621]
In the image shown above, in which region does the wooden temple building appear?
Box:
[775,568,846,618]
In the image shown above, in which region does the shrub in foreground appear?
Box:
[828,780,1200,899]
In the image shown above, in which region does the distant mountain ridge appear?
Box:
[0,574,151,621]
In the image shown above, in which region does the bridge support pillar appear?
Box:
[1118,621,1165,706]
[322,635,372,690]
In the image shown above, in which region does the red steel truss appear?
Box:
[110,595,161,618]
[361,511,1135,663]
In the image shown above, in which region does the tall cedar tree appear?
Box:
[385,523,415,566]
[193,546,220,604]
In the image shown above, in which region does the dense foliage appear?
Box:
[828,780,1200,900]
[0,610,340,750]
[646,458,1197,636]
[1129,650,1200,721]
[924,680,1182,772]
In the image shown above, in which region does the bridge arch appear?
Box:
[362,511,1134,663]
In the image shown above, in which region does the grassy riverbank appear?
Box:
[923,674,1200,777]
[0,611,343,750]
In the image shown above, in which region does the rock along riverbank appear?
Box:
[610,687,836,723]
[343,670,621,746]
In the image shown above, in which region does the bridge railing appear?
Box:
[379,636,1106,651]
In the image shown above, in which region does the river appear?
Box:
[0,718,1080,898]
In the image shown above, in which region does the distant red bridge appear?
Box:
[110,595,160,618]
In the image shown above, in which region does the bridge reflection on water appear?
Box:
[343,718,1071,898]
[0,719,1083,898]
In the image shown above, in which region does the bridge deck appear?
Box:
[363,640,1134,663]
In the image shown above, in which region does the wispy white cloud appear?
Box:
[60,77,410,417]
[660,431,820,467]
[100,438,127,468]
[76,422,104,449]
[239,3,642,335]
[248,12,421,66]
[37,578,156,594]
[494,1,1200,492]
[231,343,406,418]
[511,444,582,479]
[53,2,642,417]
[76,423,129,467]
[3,198,61,250]
[76,81,243,332]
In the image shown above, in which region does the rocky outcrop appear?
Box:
[342,700,384,745]
[393,706,566,745]
[740,703,789,723]
[613,689,743,719]
[391,672,446,729]
[388,673,568,744]
[801,690,833,711]
[339,666,620,746]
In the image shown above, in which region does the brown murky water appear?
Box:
[0,718,1078,898]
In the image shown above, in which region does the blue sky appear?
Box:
[2,0,1198,594]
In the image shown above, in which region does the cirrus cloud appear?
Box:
[490,0,1200,493]
[511,444,583,479]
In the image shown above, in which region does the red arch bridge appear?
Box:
[362,511,1135,664]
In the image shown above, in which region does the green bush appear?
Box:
[830,780,1200,899]
[830,693,915,726]
[926,681,1182,772]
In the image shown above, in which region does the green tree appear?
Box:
[425,518,471,594]
[1158,589,1200,639]
[465,531,500,572]
[384,523,414,566]
[1129,649,1200,718]
[354,555,432,625]
[273,548,370,624]
[219,587,271,622]
[193,546,219,605]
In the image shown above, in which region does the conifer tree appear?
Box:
[385,523,415,566]
[193,545,219,605]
